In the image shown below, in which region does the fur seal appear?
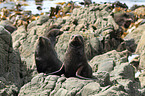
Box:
[113,13,134,28]
[45,29,63,47]
[84,0,92,6]
[35,36,64,75]
[64,35,92,79]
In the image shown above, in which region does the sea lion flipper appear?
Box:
[48,63,64,75]
[76,66,90,80]
[76,65,97,80]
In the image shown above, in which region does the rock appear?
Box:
[27,21,37,30]
[93,71,112,86]
[124,24,145,45]
[85,37,103,60]
[0,26,22,87]
[133,7,145,18]
[138,72,145,88]
[37,15,49,25]
[0,20,17,33]
[110,63,135,80]
[116,79,141,96]
[135,26,145,69]
[92,85,128,96]
[89,50,129,72]
[97,59,115,72]
[19,74,60,96]
[18,72,110,96]
[19,73,92,96]
[140,88,145,96]
[0,77,19,96]
[76,82,101,96]
[112,1,128,9]
[0,26,24,95]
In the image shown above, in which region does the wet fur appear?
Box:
[64,35,92,78]
[45,29,63,47]
[35,36,64,75]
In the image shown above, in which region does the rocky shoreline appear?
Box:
[0,2,145,96]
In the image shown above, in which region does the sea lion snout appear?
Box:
[38,36,51,47]
[70,35,84,46]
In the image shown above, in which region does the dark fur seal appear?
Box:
[113,13,134,28]
[45,29,63,47]
[64,35,92,78]
[35,36,64,75]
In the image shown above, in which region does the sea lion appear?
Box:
[113,13,134,28]
[45,29,63,47]
[84,0,92,6]
[64,34,92,79]
[35,36,64,75]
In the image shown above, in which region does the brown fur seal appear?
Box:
[35,36,64,75]
[113,13,134,28]
[64,35,92,79]
[45,29,63,47]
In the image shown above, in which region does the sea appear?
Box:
[0,0,145,14]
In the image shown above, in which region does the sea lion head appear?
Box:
[69,34,84,48]
[46,29,63,38]
[35,36,53,56]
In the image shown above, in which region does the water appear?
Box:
[22,0,145,14]
[1,0,145,14]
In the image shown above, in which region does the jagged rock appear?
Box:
[0,77,19,96]
[138,72,145,88]
[97,59,115,72]
[93,71,112,86]
[135,25,145,69]
[37,15,50,25]
[19,74,60,96]
[140,88,145,96]
[89,50,129,72]
[27,21,37,30]
[76,82,101,96]
[0,26,23,95]
[124,24,145,45]
[116,79,141,96]
[110,63,135,80]
[19,72,112,96]
[19,73,92,96]
[0,26,22,86]
[0,20,17,33]
[93,85,128,96]
[85,37,103,60]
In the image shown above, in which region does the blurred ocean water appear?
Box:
[1,0,145,14]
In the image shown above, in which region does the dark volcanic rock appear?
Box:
[0,26,23,95]
[0,20,17,33]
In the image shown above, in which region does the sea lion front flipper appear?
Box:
[76,66,91,80]
[48,63,64,76]
[76,66,98,81]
